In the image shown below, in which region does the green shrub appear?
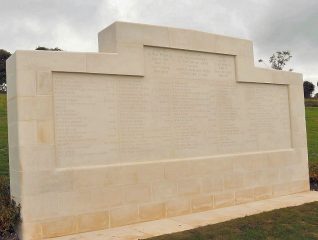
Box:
[0,176,21,239]
[309,162,318,191]
[309,162,318,181]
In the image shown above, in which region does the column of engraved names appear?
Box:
[54,78,88,165]
[145,47,174,160]
[86,78,118,165]
[117,79,152,162]
[247,85,291,150]
[272,86,291,148]
[54,75,118,167]
[213,55,241,154]
[172,50,211,157]
[239,84,258,152]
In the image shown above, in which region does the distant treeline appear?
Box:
[305,99,318,107]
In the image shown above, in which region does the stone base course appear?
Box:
[48,191,318,240]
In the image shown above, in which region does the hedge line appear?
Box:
[305,99,318,107]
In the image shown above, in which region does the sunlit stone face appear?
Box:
[7,22,308,239]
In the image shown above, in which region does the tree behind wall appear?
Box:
[35,46,62,51]
[303,81,315,98]
[269,51,292,70]
[258,51,293,71]
[0,49,11,93]
[259,52,316,99]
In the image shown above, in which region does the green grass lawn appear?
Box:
[149,201,318,240]
[0,94,8,176]
[306,107,318,163]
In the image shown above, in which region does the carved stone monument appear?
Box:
[7,22,309,239]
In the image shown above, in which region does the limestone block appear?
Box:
[200,175,223,194]
[42,216,77,239]
[235,188,254,204]
[98,23,116,52]
[168,28,217,52]
[36,71,52,95]
[191,194,213,212]
[214,192,235,209]
[110,205,139,227]
[115,22,170,47]
[17,97,53,121]
[223,173,244,190]
[164,161,192,181]
[18,121,37,146]
[139,202,165,221]
[288,180,310,193]
[166,197,191,217]
[254,186,272,200]
[267,150,293,168]
[57,191,83,217]
[105,166,138,186]
[37,120,54,144]
[233,155,255,173]
[8,123,18,148]
[16,70,37,97]
[73,168,107,189]
[102,186,125,208]
[177,179,201,196]
[77,211,109,233]
[272,183,291,197]
[86,44,144,76]
[16,50,86,72]
[242,171,262,188]
[23,192,60,221]
[123,184,151,204]
[20,223,42,240]
[7,98,17,122]
[152,180,178,201]
[135,163,165,183]
[8,146,20,172]
[19,145,55,171]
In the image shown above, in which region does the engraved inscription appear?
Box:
[53,46,291,167]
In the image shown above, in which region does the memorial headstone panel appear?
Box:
[7,22,309,240]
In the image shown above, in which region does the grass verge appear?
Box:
[306,107,318,163]
[0,94,8,176]
[148,201,318,240]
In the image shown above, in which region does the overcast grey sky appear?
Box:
[1,0,318,87]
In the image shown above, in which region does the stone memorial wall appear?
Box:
[7,22,309,239]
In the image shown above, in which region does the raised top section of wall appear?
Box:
[7,22,303,101]
[98,22,254,57]
[97,22,302,85]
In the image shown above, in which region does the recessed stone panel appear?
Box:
[53,47,291,168]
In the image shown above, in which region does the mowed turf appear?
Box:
[0,94,8,176]
[0,95,317,176]
[306,107,318,163]
[148,201,318,240]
